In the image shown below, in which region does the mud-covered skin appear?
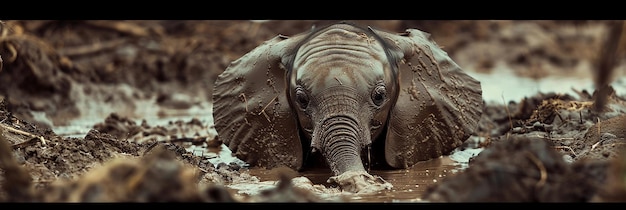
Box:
[212,22,483,193]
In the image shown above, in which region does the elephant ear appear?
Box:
[213,34,306,170]
[374,28,484,168]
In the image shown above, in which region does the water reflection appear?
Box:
[362,156,461,202]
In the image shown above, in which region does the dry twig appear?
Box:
[591,117,602,151]
[0,123,47,147]
[525,151,547,190]
[83,20,150,37]
[257,95,277,122]
[57,39,127,57]
[502,94,513,131]
[553,145,577,157]
[0,127,34,201]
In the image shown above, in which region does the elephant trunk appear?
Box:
[315,114,368,176]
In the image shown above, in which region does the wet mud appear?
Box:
[1,20,626,202]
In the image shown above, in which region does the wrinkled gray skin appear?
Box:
[291,25,394,176]
[212,22,483,193]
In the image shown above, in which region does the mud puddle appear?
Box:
[48,88,476,202]
[245,155,467,202]
[45,69,624,202]
[50,103,474,202]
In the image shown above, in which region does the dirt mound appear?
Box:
[423,136,608,202]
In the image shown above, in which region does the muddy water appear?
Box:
[247,155,467,202]
[48,88,475,202]
[48,67,626,202]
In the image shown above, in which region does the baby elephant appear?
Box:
[212,22,483,193]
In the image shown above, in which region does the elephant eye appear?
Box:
[295,87,309,109]
[371,85,386,106]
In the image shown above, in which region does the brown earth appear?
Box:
[1,20,625,202]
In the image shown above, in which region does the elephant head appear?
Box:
[212,22,483,192]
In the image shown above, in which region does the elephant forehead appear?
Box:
[294,28,388,91]
[297,64,382,92]
[295,27,387,67]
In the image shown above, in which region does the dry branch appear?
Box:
[57,39,127,57]
[525,151,547,190]
[0,123,47,147]
[0,127,34,201]
[83,21,150,37]
[593,20,625,112]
